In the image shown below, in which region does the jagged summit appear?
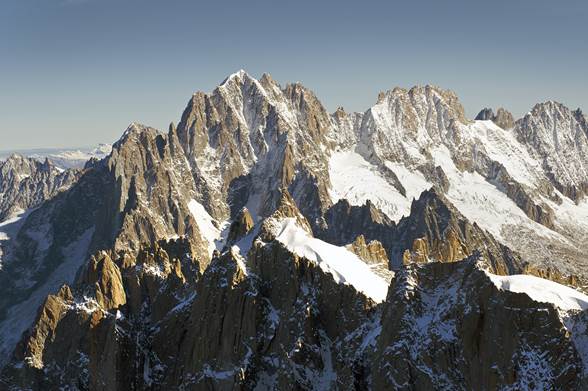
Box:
[220,68,249,85]
[475,107,515,129]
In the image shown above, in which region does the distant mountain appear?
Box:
[0,144,112,170]
[0,155,79,222]
[1,71,588,389]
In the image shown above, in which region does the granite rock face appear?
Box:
[391,189,524,275]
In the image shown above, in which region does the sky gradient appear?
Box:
[1,0,587,150]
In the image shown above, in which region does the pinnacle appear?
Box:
[220,69,250,86]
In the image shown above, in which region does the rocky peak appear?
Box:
[345,235,392,280]
[328,106,363,148]
[174,71,335,223]
[0,154,80,221]
[475,107,495,121]
[357,85,470,166]
[391,188,523,274]
[1,154,41,182]
[372,258,588,389]
[377,85,468,129]
[475,107,515,129]
[79,251,126,311]
[260,188,313,240]
[515,100,588,200]
[220,68,248,85]
[493,107,515,129]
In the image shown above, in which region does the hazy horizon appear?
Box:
[2,0,587,150]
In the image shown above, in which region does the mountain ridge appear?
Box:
[1,70,588,389]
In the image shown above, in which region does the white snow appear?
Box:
[543,191,588,236]
[0,211,26,240]
[4,143,113,170]
[188,199,222,257]
[70,296,101,315]
[328,150,429,221]
[384,161,432,201]
[230,224,260,259]
[139,263,166,279]
[273,218,389,303]
[486,271,588,312]
[221,69,247,86]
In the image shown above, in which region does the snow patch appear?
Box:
[467,121,542,188]
[0,209,29,269]
[188,199,222,257]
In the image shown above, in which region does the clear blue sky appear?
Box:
[1,0,587,149]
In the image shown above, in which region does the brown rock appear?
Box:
[227,207,254,244]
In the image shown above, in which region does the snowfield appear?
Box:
[328,150,430,221]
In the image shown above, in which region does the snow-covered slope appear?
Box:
[188,199,228,256]
[274,217,389,302]
[328,150,429,221]
[325,85,588,281]
[515,102,588,200]
[0,210,28,269]
[487,271,588,312]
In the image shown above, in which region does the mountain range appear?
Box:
[1,70,588,390]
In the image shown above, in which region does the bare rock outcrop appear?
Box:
[391,189,523,275]
[226,207,254,244]
[475,107,515,129]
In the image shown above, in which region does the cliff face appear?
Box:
[4,242,588,390]
[3,228,381,390]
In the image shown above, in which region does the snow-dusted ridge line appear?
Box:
[485,271,588,312]
[273,218,390,303]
